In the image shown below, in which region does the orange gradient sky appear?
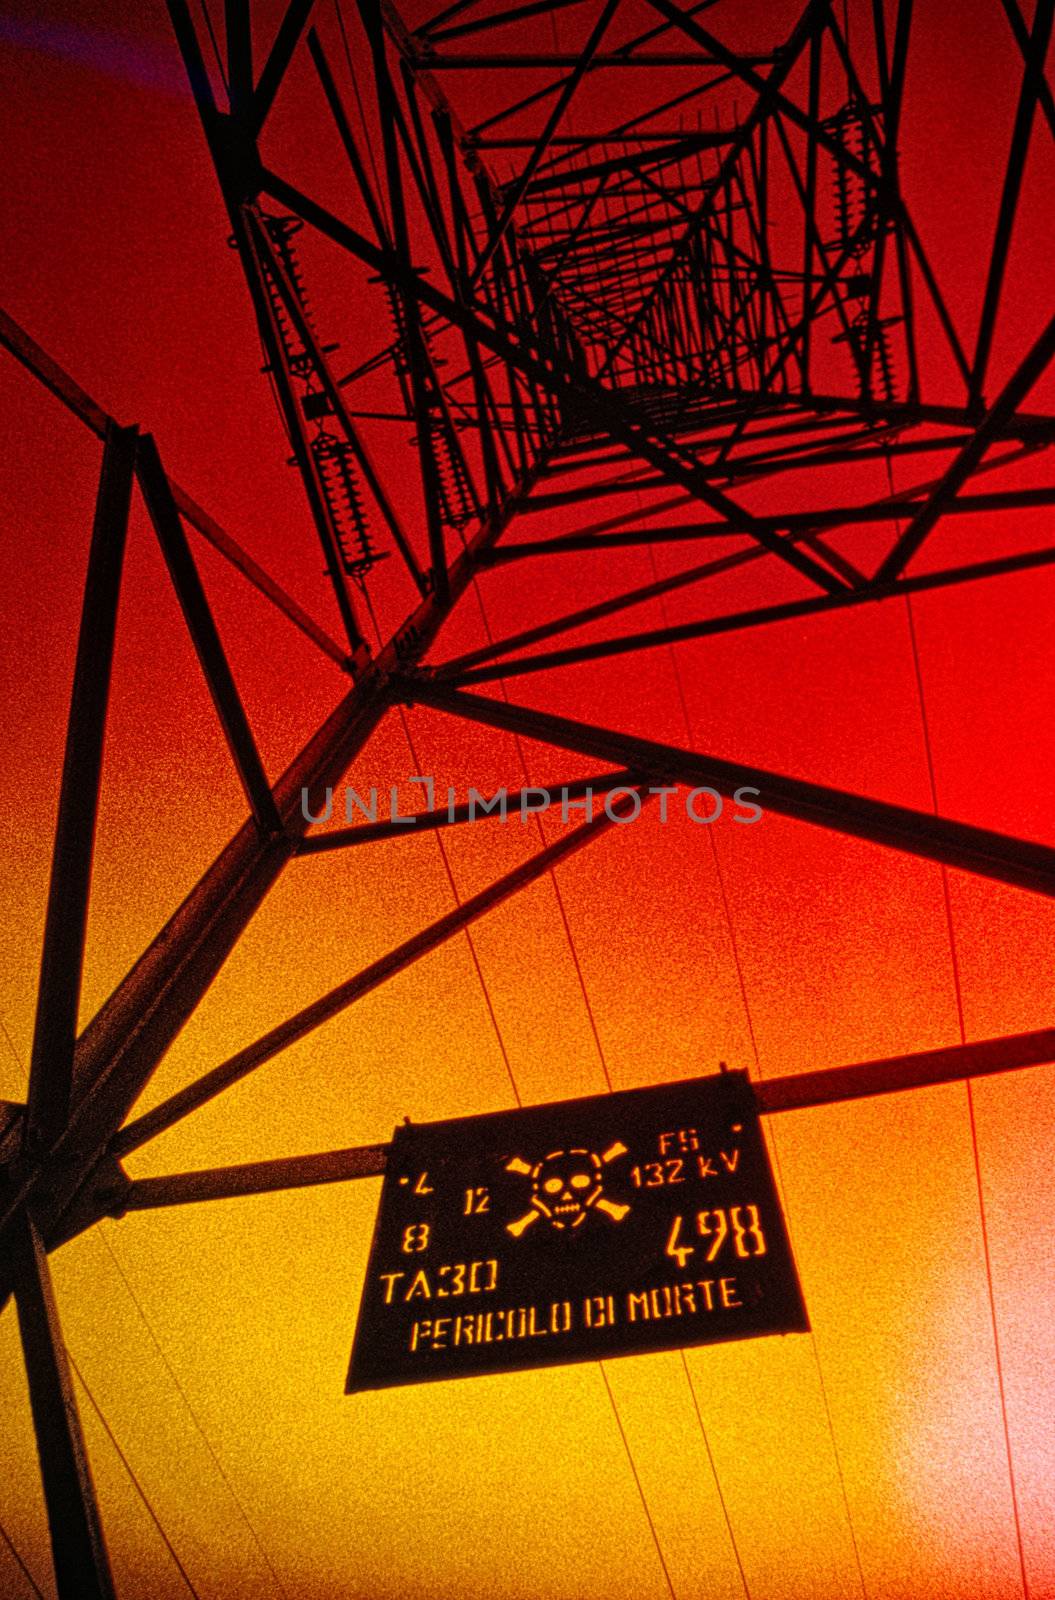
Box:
[1,0,1054,1596]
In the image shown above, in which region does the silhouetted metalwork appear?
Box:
[1,0,1054,1591]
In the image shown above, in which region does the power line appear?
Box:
[69,1355,201,1600]
[464,568,618,1091]
[95,1227,293,1600]
[599,1361,680,1600]
[904,592,1032,1600]
[462,535,694,1600]
[361,585,524,1107]
[0,1512,46,1600]
[334,0,391,238]
[195,0,229,96]
[680,1352,752,1600]
[642,522,869,1599]
[0,1016,285,1600]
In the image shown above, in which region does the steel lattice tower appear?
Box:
[1,0,1054,1593]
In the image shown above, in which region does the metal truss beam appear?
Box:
[137,434,284,837]
[394,679,1055,899]
[968,0,1054,408]
[13,1214,115,1600]
[259,168,852,595]
[252,0,317,135]
[24,425,137,1151]
[481,488,1055,562]
[0,383,540,1298]
[876,312,1055,580]
[435,535,1055,685]
[0,306,350,668]
[294,769,639,849]
[111,786,647,1160]
[3,4,1053,1596]
[108,1026,1055,1209]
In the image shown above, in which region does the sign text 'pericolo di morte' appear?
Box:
[347,1071,808,1390]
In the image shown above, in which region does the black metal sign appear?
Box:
[346,1070,808,1391]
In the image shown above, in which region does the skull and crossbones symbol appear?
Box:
[505,1142,631,1236]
